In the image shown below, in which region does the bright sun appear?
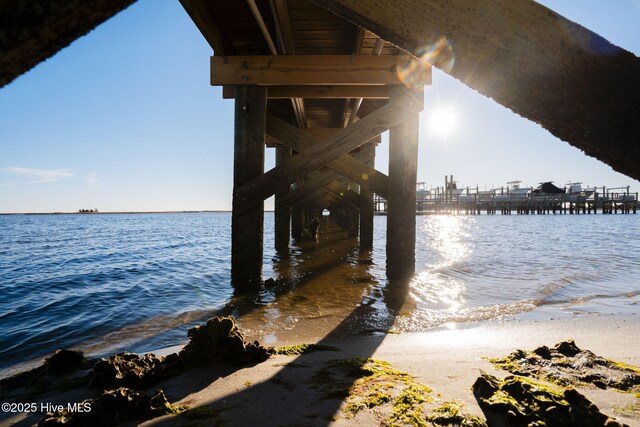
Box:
[427,107,457,136]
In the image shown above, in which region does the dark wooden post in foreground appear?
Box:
[275,145,292,252]
[291,179,303,240]
[386,90,420,278]
[359,143,375,249]
[232,85,267,289]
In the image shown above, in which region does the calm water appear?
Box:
[1,212,639,375]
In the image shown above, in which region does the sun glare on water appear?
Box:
[427,107,457,136]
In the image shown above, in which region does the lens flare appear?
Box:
[397,37,455,89]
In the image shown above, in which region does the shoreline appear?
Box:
[2,313,639,426]
[151,314,640,426]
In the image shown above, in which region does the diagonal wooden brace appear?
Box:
[234,89,422,213]
[276,169,344,211]
[267,115,389,199]
[319,181,360,207]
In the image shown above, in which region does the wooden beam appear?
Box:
[269,127,382,147]
[266,116,389,198]
[348,37,386,126]
[312,190,353,210]
[276,169,338,210]
[312,0,640,182]
[211,55,423,86]
[180,0,225,54]
[235,90,421,210]
[326,181,360,207]
[225,85,393,99]
[341,27,366,126]
[270,0,295,55]
[291,181,359,211]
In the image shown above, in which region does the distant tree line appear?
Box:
[78,209,99,213]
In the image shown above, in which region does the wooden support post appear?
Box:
[359,144,375,249]
[291,206,303,240]
[275,145,292,252]
[291,179,303,240]
[386,90,421,279]
[232,85,266,289]
[349,206,359,237]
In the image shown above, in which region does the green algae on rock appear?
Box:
[178,405,225,423]
[472,371,627,427]
[311,358,484,426]
[89,352,181,390]
[426,401,488,427]
[88,316,269,390]
[37,387,183,426]
[270,343,340,356]
[491,340,640,393]
[613,394,640,419]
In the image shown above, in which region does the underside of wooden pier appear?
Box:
[3,0,639,287]
[179,0,429,286]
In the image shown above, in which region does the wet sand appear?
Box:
[137,315,640,426]
[3,315,638,426]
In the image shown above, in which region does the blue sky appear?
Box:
[1,0,639,213]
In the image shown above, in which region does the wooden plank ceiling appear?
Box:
[181,0,404,131]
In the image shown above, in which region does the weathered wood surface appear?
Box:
[180,0,224,54]
[326,181,360,207]
[276,169,346,210]
[0,0,136,88]
[359,144,375,249]
[211,55,426,85]
[274,145,292,251]
[234,90,422,211]
[314,0,640,181]
[266,115,389,198]
[223,85,393,99]
[386,90,419,278]
[231,85,266,287]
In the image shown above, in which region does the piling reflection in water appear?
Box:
[227,219,409,344]
[220,213,640,342]
[2,212,639,375]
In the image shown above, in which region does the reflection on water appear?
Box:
[225,220,405,344]
[215,214,640,343]
[2,212,639,375]
[413,216,471,312]
[397,214,640,331]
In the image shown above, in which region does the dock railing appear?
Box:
[374,185,637,215]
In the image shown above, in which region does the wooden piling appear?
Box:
[275,144,292,252]
[386,90,420,278]
[359,144,375,249]
[291,204,303,240]
[231,85,266,289]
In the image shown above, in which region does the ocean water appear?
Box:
[1,212,639,375]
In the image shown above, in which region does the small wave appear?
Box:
[534,288,640,308]
[395,300,537,332]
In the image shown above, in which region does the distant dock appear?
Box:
[375,180,638,215]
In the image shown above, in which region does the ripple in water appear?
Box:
[1,212,639,375]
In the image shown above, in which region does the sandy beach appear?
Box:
[142,315,640,426]
[3,314,639,426]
